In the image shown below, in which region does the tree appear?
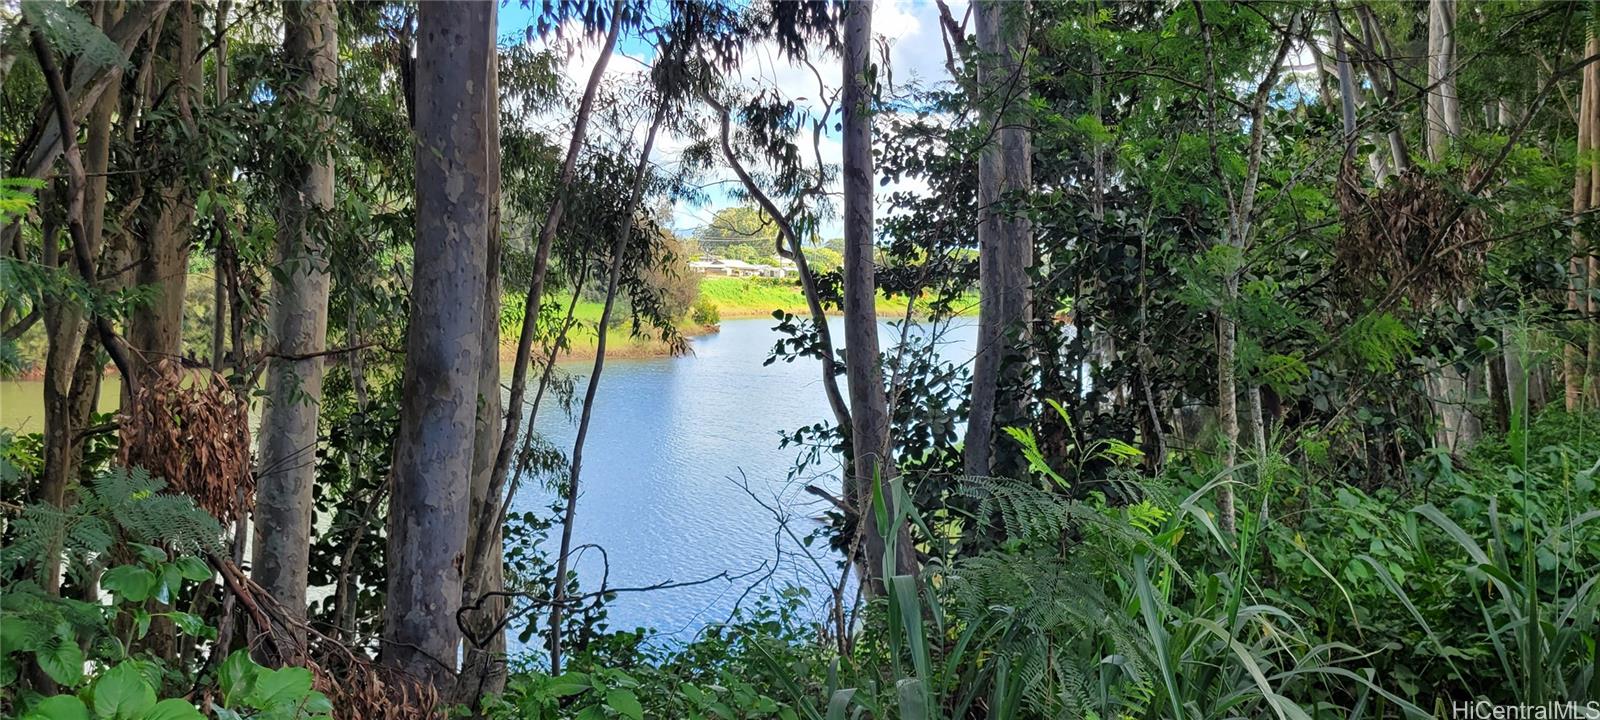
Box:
[459,7,507,703]
[964,0,1034,479]
[1567,31,1598,410]
[252,0,337,640]
[841,0,914,583]
[126,4,202,380]
[1194,3,1295,533]
[548,95,667,676]
[382,0,494,690]
[31,2,126,597]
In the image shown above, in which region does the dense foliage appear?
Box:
[3,0,1597,717]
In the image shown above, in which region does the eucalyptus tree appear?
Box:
[1568,30,1598,410]
[482,0,630,542]
[463,4,633,664]
[965,0,1034,480]
[460,6,506,702]
[17,0,152,596]
[126,4,203,378]
[548,90,668,676]
[840,0,916,582]
[253,0,338,638]
[382,0,494,690]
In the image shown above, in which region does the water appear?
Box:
[0,316,978,648]
[517,316,975,647]
[0,376,121,434]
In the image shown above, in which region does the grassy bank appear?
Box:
[533,277,976,361]
[4,275,971,375]
[697,276,978,319]
[515,299,705,362]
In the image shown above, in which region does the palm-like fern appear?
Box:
[2,466,224,586]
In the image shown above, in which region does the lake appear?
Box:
[517,316,975,648]
[0,316,977,650]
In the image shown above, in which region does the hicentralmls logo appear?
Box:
[1450,701,1600,720]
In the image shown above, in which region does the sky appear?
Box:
[495,0,964,240]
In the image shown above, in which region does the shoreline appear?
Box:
[5,308,973,379]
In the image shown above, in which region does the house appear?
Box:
[688,257,794,278]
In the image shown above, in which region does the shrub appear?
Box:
[690,298,720,327]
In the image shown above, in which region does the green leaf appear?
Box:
[25,695,90,720]
[171,557,212,582]
[301,691,333,714]
[101,566,157,603]
[606,689,644,720]
[38,634,85,686]
[1,616,45,654]
[218,650,259,706]
[140,699,203,720]
[249,667,313,709]
[546,671,592,697]
[93,664,156,720]
[156,565,182,604]
[129,544,167,566]
[166,612,206,638]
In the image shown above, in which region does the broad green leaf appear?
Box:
[546,671,592,697]
[26,695,89,720]
[140,699,203,720]
[171,557,212,582]
[249,667,313,709]
[301,691,333,714]
[100,566,157,603]
[93,663,156,720]
[166,612,206,638]
[39,634,85,686]
[605,689,644,720]
[218,650,259,706]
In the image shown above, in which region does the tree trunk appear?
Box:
[30,4,135,595]
[1353,4,1411,172]
[1424,0,1460,162]
[1566,36,1591,410]
[127,2,200,375]
[382,0,493,690]
[549,101,666,676]
[842,0,915,587]
[1423,0,1480,447]
[1194,3,1293,533]
[1215,311,1239,533]
[458,11,506,703]
[210,0,232,371]
[1584,34,1600,407]
[252,0,338,644]
[482,0,625,552]
[964,0,1033,479]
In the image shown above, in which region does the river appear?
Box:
[0,316,977,649]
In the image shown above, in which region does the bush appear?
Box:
[690,298,720,327]
[484,411,1600,719]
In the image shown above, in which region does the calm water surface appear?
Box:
[517,316,975,647]
[0,316,977,649]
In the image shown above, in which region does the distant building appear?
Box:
[688,257,794,278]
